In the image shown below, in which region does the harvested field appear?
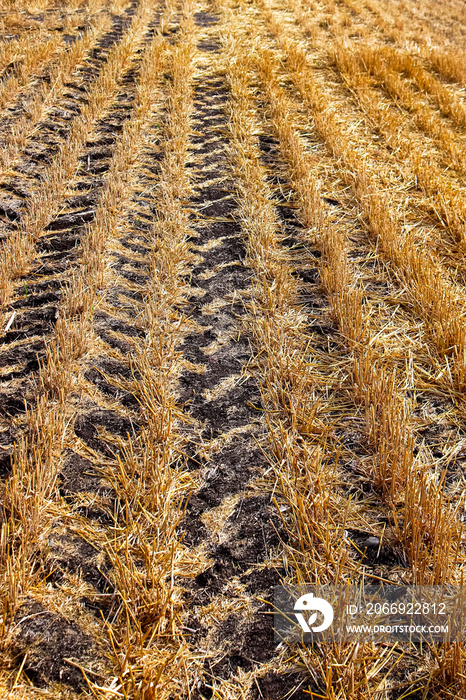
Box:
[0,0,466,697]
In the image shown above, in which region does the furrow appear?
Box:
[168,11,291,696]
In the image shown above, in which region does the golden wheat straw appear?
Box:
[328,40,466,239]
[0,35,66,112]
[0,2,170,686]
[40,35,173,398]
[0,0,101,21]
[254,1,466,690]
[10,5,201,697]
[216,7,411,694]
[221,1,354,595]
[362,0,466,83]
[288,0,466,243]
[100,15,204,697]
[297,0,466,173]
[357,43,466,139]
[260,2,466,394]
[159,0,179,34]
[0,14,112,171]
[0,0,155,313]
[0,34,46,81]
[255,39,463,588]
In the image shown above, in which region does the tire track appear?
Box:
[0,3,134,179]
[1,6,198,694]
[165,9,302,697]
[0,2,159,477]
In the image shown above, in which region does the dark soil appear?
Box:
[12,600,98,690]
